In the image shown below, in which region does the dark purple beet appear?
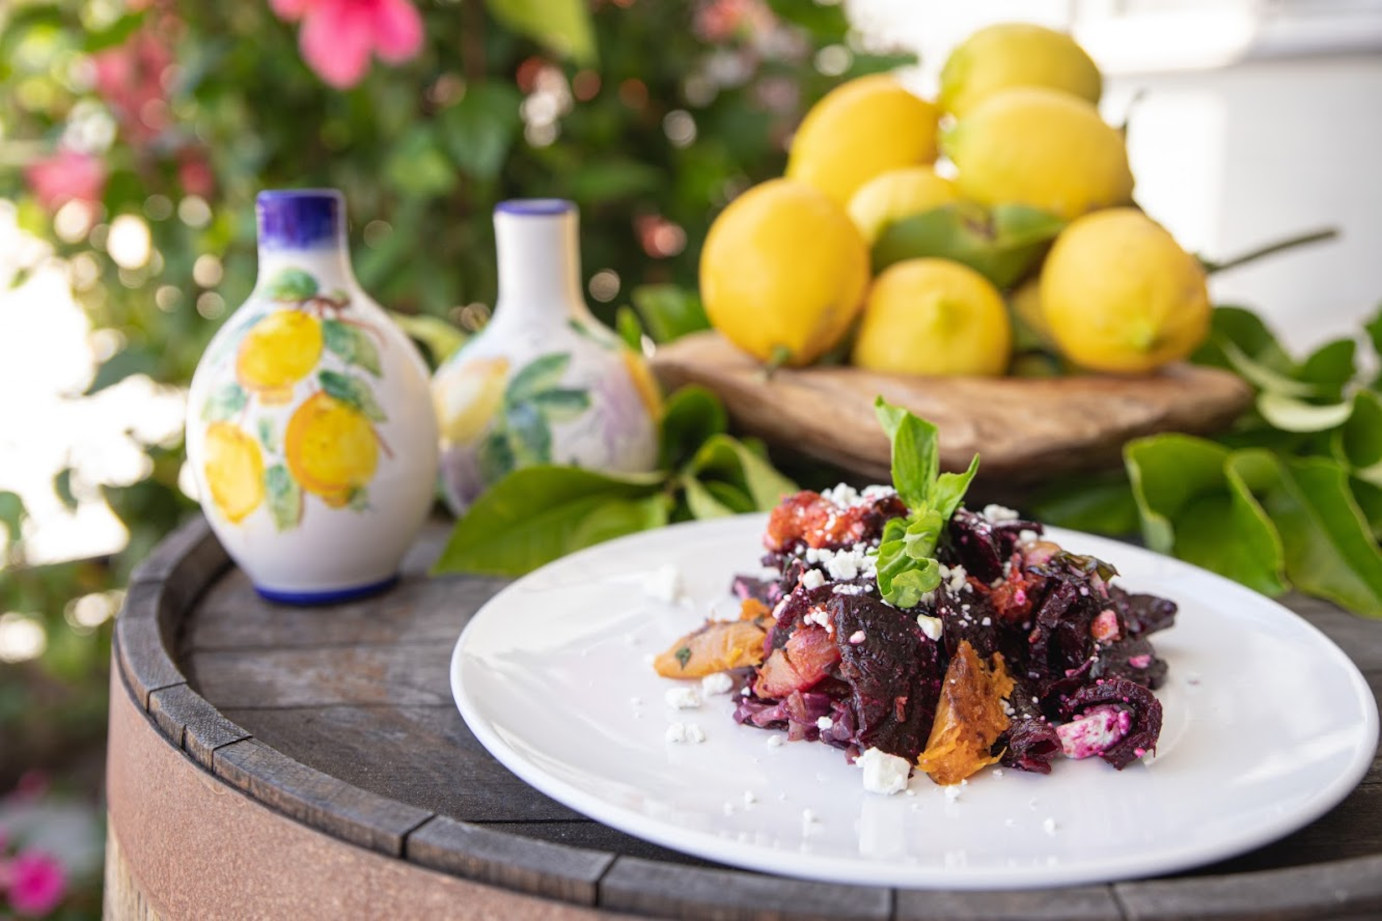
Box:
[947,509,1006,583]
[831,593,942,762]
[1109,585,1178,636]
[1059,677,1163,770]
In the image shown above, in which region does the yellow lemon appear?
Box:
[432,356,510,444]
[621,348,663,418]
[851,258,1011,376]
[237,309,323,405]
[203,421,264,524]
[1009,275,1055,348]
[939,23,1102,118]
[285,392,378,508]
[700,179,869,367]
[945,87,1133,221]
[1040,208,1210,373]
[786,75,941,207]
[847,166,959,245]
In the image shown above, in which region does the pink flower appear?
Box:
[5,851,67,917]
[93,31,174,144]
[24,149,107,212]
[270,0,423,89]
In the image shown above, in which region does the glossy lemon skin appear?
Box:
[1040,208,1211,373]
[847,166,959,245]
[945,87,1133,221]
[851,258,1012,376]
[700,178,869,367]
[940,23,1102,118]
[786,75,941,207]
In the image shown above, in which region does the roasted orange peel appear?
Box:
[916,640,1015,785]
[654,601,769,678]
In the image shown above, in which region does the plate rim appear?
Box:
[450,513,1380,890]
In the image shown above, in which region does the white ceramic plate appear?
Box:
[450,515,1379,889]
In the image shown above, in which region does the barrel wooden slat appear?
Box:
[216,703,586,823]
[147,682,249,768]
[107,515,1382,920]
[893,885,1123,921]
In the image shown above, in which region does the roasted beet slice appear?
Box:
[832,594,942,761]
[999,677,1063,774]
[1094,635,1169,689]
[948,509,1006,583]
[1058,677,1163,770]
[1109,585,1178,637]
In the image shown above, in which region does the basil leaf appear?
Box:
[432,466,664,576]
[933,454,981,521]
[874,397,937,508]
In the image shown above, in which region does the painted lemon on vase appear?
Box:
[185,189,438,604]
[432,199,660,515]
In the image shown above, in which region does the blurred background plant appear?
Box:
[0,0,909,912]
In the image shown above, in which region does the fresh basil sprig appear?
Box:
[872,397,981,608]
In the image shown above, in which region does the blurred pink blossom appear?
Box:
[93,31,175,144]
[4,851,67,917]
[24,150,107,212]
[694,0,774,44]
[270,0,423,89]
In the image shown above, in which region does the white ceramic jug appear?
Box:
[432,199,660,515]
[185,189,438,603]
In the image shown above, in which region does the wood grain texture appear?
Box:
[212,737,433,856]
[598,857,893,921]
[894,885,1123,921]
[147,683,249,769]
[114,583,185,709]
[407,815,614,905]
[652,331,1252,483]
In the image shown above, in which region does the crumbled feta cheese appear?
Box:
[943,784,962,802]
[685,723,705,743]
[916,613,944,641]
[664,687,702,710]
[938,563,968,593]
[642,564,683,603]
[767,735,784,748]
[743,791,757,806]
[861,484,896,502]
[1042,817,1058,836]
[816,716,834,730]
[982,504,1020,522]
[701,673,734,696]
[1017,529,1040,545]
[857,747,910,795]
[821,483,860,507]
[802,808,818,824]
[800,569,826,590]
[630,696,642,706]
[848,630,866,645]
[981,616,991,627]
[664,723,687,743]
[832,584,865,596]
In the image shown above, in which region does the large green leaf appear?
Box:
[432,467,664,576]
[1247,455,1382,618]
[688,434,797,511]
[681,474,736,520]
[1191,305,1295,373]
[1298,338,1357,400]
[441,82,523,181]
[1125,434,1230,554]
[485,0,597,64]
[871,202,1064,288]
[1125,436,1287,594]
[1256,392,1353,433]
[1337,389,1382,486]
[659,385,727,470]
[630,285,710,344]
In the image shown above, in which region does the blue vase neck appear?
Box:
[255,188,356,289]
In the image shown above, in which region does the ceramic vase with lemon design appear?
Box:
[433,199,660,515]
[186,189,438,603]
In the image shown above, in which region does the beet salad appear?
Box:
[654,399,1173,792]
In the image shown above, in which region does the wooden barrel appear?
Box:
[106,516,1382,920]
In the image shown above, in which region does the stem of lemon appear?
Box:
[1203,228,1339,275]
[758,345,794,381]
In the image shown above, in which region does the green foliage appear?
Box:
[433,386,798,576]
[1040,303,1382,617]
[872,397,980,608]
[872,202,1065,287]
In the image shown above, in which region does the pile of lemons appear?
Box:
[700,23,1211,376]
